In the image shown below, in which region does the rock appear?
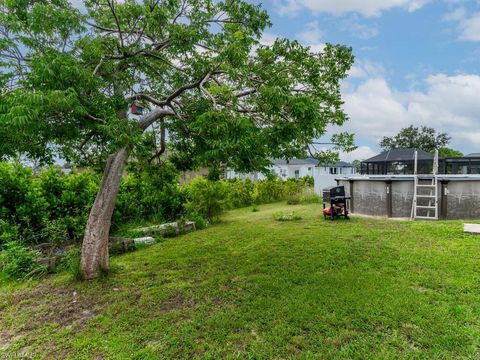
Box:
[133,237,155,246]
[136,221,197,237]
[109,237,135,254]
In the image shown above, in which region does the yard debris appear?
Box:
[109,237,136,254]
[133,237,155,245]
[136,221,196,237]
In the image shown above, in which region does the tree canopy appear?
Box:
[379,125,456,154]
[0,0,355,172]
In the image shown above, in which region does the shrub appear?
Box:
[184,177,229,222]
[187,211,208,230]
[0,162,48,245]
[273,211,302,221]
[226,179,256,208]
[256,178,285,204]
[299,188,322,204]
[114,161,184,226]
[57,247,81,280]
[0,241,47,279]
[286,194,301,205]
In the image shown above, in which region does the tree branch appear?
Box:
[149,119,166,163]
[138,107,175,130]
[106,0,125,49]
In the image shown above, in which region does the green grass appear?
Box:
[1,203,480,359]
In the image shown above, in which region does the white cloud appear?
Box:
[347,18,379,39]
[458,13,480,41]
[296,21,323,44]
[444,7,480,42]
[443,6,466,21]
[348,60,386,79]
[340,146,377,162]
[295,21,325,52]
[274,0,430,17]
[342,70,480,152]
[259,32,279,46]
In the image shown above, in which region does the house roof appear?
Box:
[363,148,434,163]
[466,153,480,157]
[273,158,352,167]
[273,158,319,166]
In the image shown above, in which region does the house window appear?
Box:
[294,169,300,179]
[330,167,337,175]
[339,168,342,174]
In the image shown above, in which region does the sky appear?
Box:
[249,0,480,161]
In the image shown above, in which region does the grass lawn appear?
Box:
[1,203,480,359]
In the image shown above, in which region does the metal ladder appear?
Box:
[411,150,439,220]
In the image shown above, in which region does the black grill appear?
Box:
[322,185,350,221]
[322,186,346,203]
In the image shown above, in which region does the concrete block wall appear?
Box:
[338,178,480,220]
[445,181,480,220]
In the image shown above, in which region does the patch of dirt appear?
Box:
[8,280,105,332]
[411,284,429,293]
[159,291,196,313]
[0,332,22,351]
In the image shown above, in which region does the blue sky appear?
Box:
[250,0,480,160]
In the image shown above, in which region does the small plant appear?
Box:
[286,195,300,205]
[57,247,82,280]
[0,241,47,279]
[163,224,179,238]
[299,189,322,204]
[251,206,260,212]
[187,211,207,230]
[273,211,302,222]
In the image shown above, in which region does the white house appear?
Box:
[226,158,356,191]
[313,161,356,195]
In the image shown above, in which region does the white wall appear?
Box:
[314,166,355,195]
[227,164,355,190]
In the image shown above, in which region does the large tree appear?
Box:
[379,125,451,153]
[0,0,354,279]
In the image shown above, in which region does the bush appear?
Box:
[286,194,301,205]
[0,241,47,279]
[256,178,286,204]
[114,161,184,226]
[226,179,256,208]
[184,177,229,222]
[299,188,322,204]
[57,247,81,280]
[0,162,48,245]
[273,211,303,221]
[187,211,208,230]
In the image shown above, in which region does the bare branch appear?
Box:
[93,58,104,75]
[106,0,125,49]
[86,113,107,124]
[149,119,166,163]
[235,88,257,98]
[127,93,164,107]
[199,71,217,109]
[138,107,175,130]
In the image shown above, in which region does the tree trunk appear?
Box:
[80,148,129,280]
